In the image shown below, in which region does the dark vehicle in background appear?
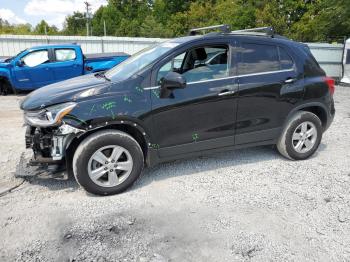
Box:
[0,44,129,94]
[20,25,335,195]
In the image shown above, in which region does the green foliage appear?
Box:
[1,0,349,42]
[34,20,58,35]
[62,12,86,36]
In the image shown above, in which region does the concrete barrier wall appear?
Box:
[0,34,344,78]
[0,34,166,56]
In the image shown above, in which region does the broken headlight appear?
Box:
[24,102,77,127]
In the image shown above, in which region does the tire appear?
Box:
[0,80,16,96]
[277,111,322,160]
[72,130,144,195]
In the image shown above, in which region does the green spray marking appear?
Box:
[192,133,199,142]
[101,101,116,110]
[111,110,116,120]
[135,86,144,93]
[149,143,160,149]
[89,104,97,115]
[123,95,132,103]
[152,89,160,99]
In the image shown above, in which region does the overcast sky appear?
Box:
[0,0,107,29]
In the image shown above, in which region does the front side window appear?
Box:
[346,50,350,64]
[55,49,76,61]
[238,43,279,75]
[157,45,229,84]
[21,50,49,67]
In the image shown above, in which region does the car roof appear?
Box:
[167,33,299,48]
[28,43,79,50]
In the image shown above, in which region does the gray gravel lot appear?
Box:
[0,87,350,261]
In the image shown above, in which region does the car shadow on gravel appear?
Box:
[134,145,281,190]
[133,143,328,191]
[14,143,328,194]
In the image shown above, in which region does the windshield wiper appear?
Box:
[95,71,111,81]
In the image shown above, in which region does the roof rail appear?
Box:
[188,24,230,36]
[231,27,274,37]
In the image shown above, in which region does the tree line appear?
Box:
[0,0,349,42]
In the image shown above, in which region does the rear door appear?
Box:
[149,40,239,159]
[235,41,302,145]
[13,49,55,89]
[51,48,83,82]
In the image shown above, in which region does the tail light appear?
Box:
[324,77,335,95]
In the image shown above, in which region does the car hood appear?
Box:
[20,74,111,111]
[0,61,10,68]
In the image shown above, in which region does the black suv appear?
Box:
[21,25,335,195]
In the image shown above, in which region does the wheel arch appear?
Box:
[66,121,151,172]
[285,102,329,130]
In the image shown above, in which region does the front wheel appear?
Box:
[277,111,322,160]
[73,130,144,195]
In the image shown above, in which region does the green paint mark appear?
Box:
[149,143,160,149]
[89,104,96,115]
[123,95,132,103]
[102,101,116,110]
[135,86,143,93]
[152,89,160,99]
[111,110,116,120]
[192,133,199,142]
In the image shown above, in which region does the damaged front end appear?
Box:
[23,102,84,166]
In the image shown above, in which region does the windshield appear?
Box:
[4,49,27,63]
[105,42,179,81]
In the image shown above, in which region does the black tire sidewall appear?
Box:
[74,131,144,195]
[284,113,322,160]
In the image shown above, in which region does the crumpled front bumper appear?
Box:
[25,124,83,165]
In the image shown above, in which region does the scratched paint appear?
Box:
[64,115,87,125]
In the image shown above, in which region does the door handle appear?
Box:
[218,90,235,96]
[284,78,296,84]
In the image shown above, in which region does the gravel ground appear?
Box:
[0,87,350,262]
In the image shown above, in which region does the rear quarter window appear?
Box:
[278,47,294,69]
[238,43,280,75]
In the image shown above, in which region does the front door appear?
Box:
[13,49,55,89]
[149,42,238,159]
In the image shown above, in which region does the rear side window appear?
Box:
[55,49,76,62]
[238,43,280,75]
[346,50,350,64]
[279,47,294,69]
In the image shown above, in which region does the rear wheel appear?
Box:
[277,111,322,160]
[73,130,144,195]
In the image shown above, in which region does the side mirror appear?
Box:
[159,72,186,98]
[16,60,25,67]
